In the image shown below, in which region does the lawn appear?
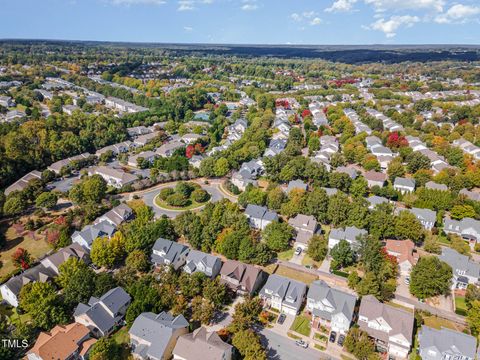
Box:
[154,194,207,211]
[301,254,322,269]
[274,265,318,285]
[290,315,312,337]
[111,327,131,360]
[455,296,468,316]
[278,248,294,261]
[0,221,52,279]
[0,304,32,326]
[423,315,464,332]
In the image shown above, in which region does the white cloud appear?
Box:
[364,0,444,13]
[290,11,322,25]
[241,0,258,11]
[184,26,193,31]
[291,13,302,22]
[435,4,480,24]
[242,3,258,10]
[109,0,166,5]
[178,0,194,11]
[369,15,420,37]
[325,0,357,13]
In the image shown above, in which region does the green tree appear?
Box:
[327,192,350,226]
[91,232,126,269]
[330,239,355,269]
[263,222,294,252]
[344,327,376,360]
[3,194,28,216]
[89,337,121,360]
[214,157,230,177]
[19,282,68,330]
[266,187,286,210]
[410,256,452,299]
[394,210,424,243]
[451,204,476,220]
[387,160,405,182]
[304,188,329,223]
[306,235,328,262]
[406,152,431,173]
[191,296,215,325]
[35,192,58,209]
[232,329,267,360]
[125,249,150,272]
[467,300,480,336]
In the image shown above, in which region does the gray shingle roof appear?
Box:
[259,274,306,312]
[151,238,189,266]
[307,280,356,322]
[439,248,479,279]
[418,326,477,360]
[129,312,188,360]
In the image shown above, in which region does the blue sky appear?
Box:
[1,0,479,44]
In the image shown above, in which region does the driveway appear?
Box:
[49,175,81,193]
[268,313,295,336]
[207,296,244,332]
[259,328,337,360]
[289,247,304,265]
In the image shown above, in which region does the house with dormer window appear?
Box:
[183,250,222,278]
[259,274,307,315]
[305,280,357,334]
[439,248,480,289]
[358,295,414,359]
[151,238,190,271]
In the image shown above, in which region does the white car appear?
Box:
[404,276,410,285]
[294,247,302,256]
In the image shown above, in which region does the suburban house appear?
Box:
[183,250,222,278]
[335,166,358,179]
[286,179,308,193]
[244,204,279,230]
[181,133,202,144]
[367,195,389,210]
[259,274,307,315]
[364,171,387,188]
[305,280,357,335]
[40,243,90,275]
[0,264,57,307]
[156,140,185,157]
[172,327,233,360]
[459,188,480,202]
[95,141,133,158]
[71,220,116,250]
[48,153,91,174]
[425,181,448,191]
[128,151,157,168]
[94,203,133,227]
[443,217,480,243]
[418,326,478,360]
[26,323,96,360]
[219,260,266,296]
[230,170,257,191]
[385,240,418,276]
[4,170,42,196]
[74,287,131,337]
[328,226,367,250]
[88,166,137,189]
[401,207,436,230]
[439,248,479,289]
[151,238,190,270]
[358,295,414,358]
[129,311,189,360]
[288,214,319,249]
[393,177,416,194]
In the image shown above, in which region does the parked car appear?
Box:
[404,276,410,285]
[295,340,308,348]
[329,331,337,343]
[294,247,302,255]
[338,334,345,346]
[277,313,286,325]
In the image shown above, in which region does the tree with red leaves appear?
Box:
[12,247,32,270]
[386,132,408,149]
[381,247,398,267]
[186,145,195,159]
[301,109,312,118]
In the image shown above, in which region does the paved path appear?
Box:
[259,328,335,360]
[120,178,237,218]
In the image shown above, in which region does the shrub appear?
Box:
[166,193,190,207]
[159,188,174,200]
[192,189,210,203]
